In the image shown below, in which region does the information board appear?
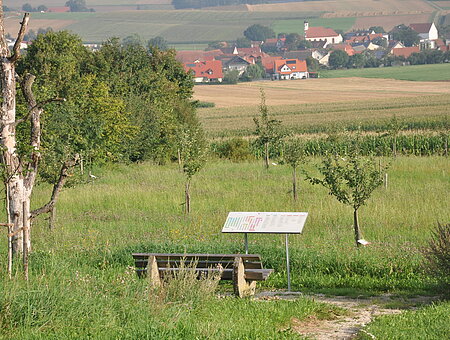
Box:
[222,212,308,234]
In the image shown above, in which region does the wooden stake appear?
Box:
[23,201,29,281]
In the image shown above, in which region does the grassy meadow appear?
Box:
[320,64,450,82]
[1,156,449,338]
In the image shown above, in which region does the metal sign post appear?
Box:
[222,212,308,291]
[285,234,291,291]
[244,233,248,254]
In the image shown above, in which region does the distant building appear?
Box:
[272,59,308,80]
[392,46,420,58]
[304,21,343,48]
[183,60,223,83]
[409,23,438,41]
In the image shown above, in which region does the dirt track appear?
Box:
[256,293,440,340]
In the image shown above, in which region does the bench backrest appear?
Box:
[132,253,264,273]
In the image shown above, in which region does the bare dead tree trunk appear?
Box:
[354,208,361,248]
[292,166,297,201]
[30,154,79,228]
[185,178,191,214]
[1,9,30,254]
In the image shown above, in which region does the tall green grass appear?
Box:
[0,157,448,338]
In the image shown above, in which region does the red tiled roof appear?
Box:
[176,50,223,63]
[329,43,355,56]
[183,60,223,80]
[260,55,283,73]
[409,23,432,34]
[305,27,339,39]
[274,59,308,74]
[392,46,420,58]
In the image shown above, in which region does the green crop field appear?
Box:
[320,64,450,81]
[26,10,321,43]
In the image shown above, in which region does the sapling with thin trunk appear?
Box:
[179,126,207,214]
[305,148,388,247]
[253,89,284,170]
[284,139,306,201]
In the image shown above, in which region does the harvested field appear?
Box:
[353,13,432,30]
[193,78,450,108]
[246,0,434,16]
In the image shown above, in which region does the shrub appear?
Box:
[212,138,253,161]
[423,222,450,292]
[194,100,215,108]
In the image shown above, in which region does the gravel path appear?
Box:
[256,292,439,339]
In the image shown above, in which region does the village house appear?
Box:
[409,23,439,49]
[304,21,343,48]
[272,59,308,80]
[216,55,253,75]
[183,60,223,83]
[176,50,223,64]
[392,46,420,58]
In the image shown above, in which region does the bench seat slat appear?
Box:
[135,267,273,281]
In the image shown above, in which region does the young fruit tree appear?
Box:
[253,89,283,170]
[179,122,207,214]
[283,139,306,201]
[305,150,389,247]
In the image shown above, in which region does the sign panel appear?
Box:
[222,212,308,234]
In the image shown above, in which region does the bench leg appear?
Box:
[233,257,257,298]
[147,255,161,288]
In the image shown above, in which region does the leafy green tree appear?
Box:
[329,50,349,69]
[369,26,385,33]
[206,41,227,50]
[37,5,48,12]
[147,36,168,50]
[347,53,365,68]
[22,3,35,12]
[305,149,388,247]
[284,139,306,201]
[223,69,239,84]
[122,34,142,47]
[90,38,193,163]
[244,24,275,42]
[306,57,319,72]
[253,89,284,170]
[391,25,419,47]
[236,37,251,48]
[240,64,264,81]
[65,0,91,12]
[372,36,387,48]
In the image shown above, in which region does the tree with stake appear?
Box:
[387,114,404,158]
[284,139,306,201]
[305,149,388,247]
[179,122,207,214]
[253,89,283,170]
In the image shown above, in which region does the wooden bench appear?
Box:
[132,253,274,297]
